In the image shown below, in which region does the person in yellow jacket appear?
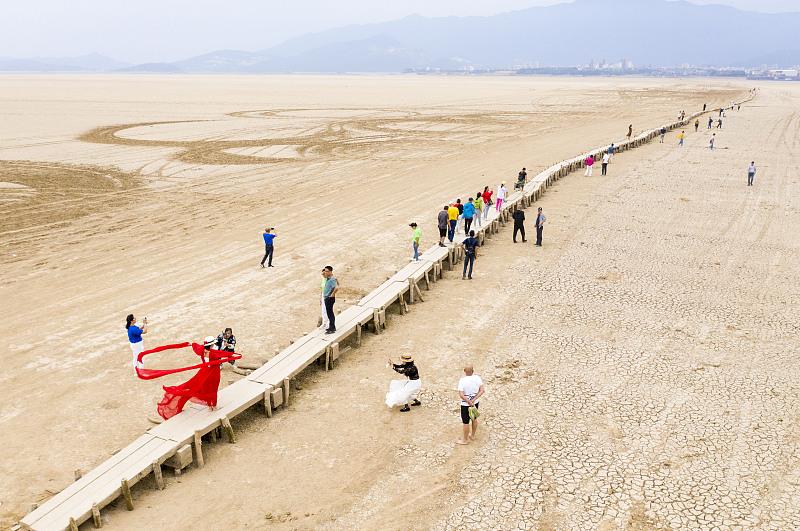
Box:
[447,203,459,243]
[677,130,685,147]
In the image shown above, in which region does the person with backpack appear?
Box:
[462,230,479,280]
[660,127,667,143]
[512,208,526,243]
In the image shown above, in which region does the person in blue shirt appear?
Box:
[322,266,339,334]
[260,227,277,268]
[126,313,148,374]
[462,198,476,235]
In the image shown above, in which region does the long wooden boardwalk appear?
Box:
[20,96,753,530]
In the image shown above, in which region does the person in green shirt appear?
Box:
[473,194,484,228]
[410,223,422,261]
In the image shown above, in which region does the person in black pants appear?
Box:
[535,207,546,247]
[512,209,526,242]
[260,227,276,267]
[321,265,338,334]
[462,230,479,280]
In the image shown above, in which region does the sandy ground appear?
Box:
[3,75,794,529]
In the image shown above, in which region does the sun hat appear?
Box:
[400,353,414,362]
[203,335,217,347]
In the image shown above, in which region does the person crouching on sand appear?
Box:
[386,354,422,412]
[126,313,148,374]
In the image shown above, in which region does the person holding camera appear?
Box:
[125,313,148,375]
[260,227,276,268]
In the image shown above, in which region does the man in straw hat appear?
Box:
[456,364,485,445]
[385,353,422,412]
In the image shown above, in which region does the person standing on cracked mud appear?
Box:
[535,207,546,247]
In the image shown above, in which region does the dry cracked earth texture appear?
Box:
[433,90,800,530]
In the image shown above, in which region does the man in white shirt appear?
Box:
[456,365,485,445]
[495,182,507,212]
[747,162,756,186]
[601,152,610,176]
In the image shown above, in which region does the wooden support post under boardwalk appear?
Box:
[92,504,102,528]
[356,323,362,346]
[283,378,291,407]
[221,416,236,443]
[263,386,273,417]
[121,479,134,511]
[152,460,165,490]
[69,517,79,531]
[193,431,204,468]
[372,309,381,334]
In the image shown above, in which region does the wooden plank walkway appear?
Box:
[19,96,754,530]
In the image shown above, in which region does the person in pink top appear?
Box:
[495,182,507,212]
[584,154,595,176]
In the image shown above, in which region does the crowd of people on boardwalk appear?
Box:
[126,96,753,440]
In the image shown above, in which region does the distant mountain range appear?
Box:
[3,0,799,74]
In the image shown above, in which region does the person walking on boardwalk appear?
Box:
[322,266,338,334]
[512,208,526,243]
[695,119,700,132]
[660,127,667,143]
[455,365,485,445]
[584,154,595,176]
[709,134,716,150]
[260,227,276,268]
[438,206,449,247]
[535,207,546,247]
[462,230,479,280]
[410,223,421,261]
[386,354,422,412]
[627,124,633,140]
[463,197,476,235]
[126,314,148,374]
[601,152,610,176]
[678,130,685,147]
[747,161,756,186]
[607,143,616,161]
[703,103,707,111]
[447,203,459,243]
[482,186,493,220]
[453,198,464,233]
[495,182,507,212]
[473,192,484,228]
[708,116,714,129]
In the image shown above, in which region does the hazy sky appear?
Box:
[2,0,797,63]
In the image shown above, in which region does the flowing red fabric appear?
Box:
[135,342,241,420]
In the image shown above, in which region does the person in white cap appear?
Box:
[385,354,422,412]
[495,182,507,212]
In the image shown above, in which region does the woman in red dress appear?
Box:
[136,336,240,420]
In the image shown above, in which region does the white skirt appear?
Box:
[385,379,421,408]
[130,341,144,373]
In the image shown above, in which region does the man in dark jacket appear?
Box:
[512,209,526,243]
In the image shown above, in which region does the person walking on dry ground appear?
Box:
[126,314,148,374]
[703,103,707,112]
[627,124,633,140]
[678,130,685,147]
[322,265,338,334]
[512,208,526,243]
[447,203,459,243]
[260,227,276,268]
[607,143,616,161]
[709,134,716,150]
[601,152,610,176]
[386,354,421,412]
[438,206,449,247]
[462,230,479,280]
[495,182,507,212]
[695,119,700,132]
[535,207,546,247]
[708,117,714,130]
[747,162,756,186]
[463,197,476,235]
[660,127,667,143]
[456,365,485,445]
[717,117,723,129]
[584,154,595,176]
[410,222,421,261]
